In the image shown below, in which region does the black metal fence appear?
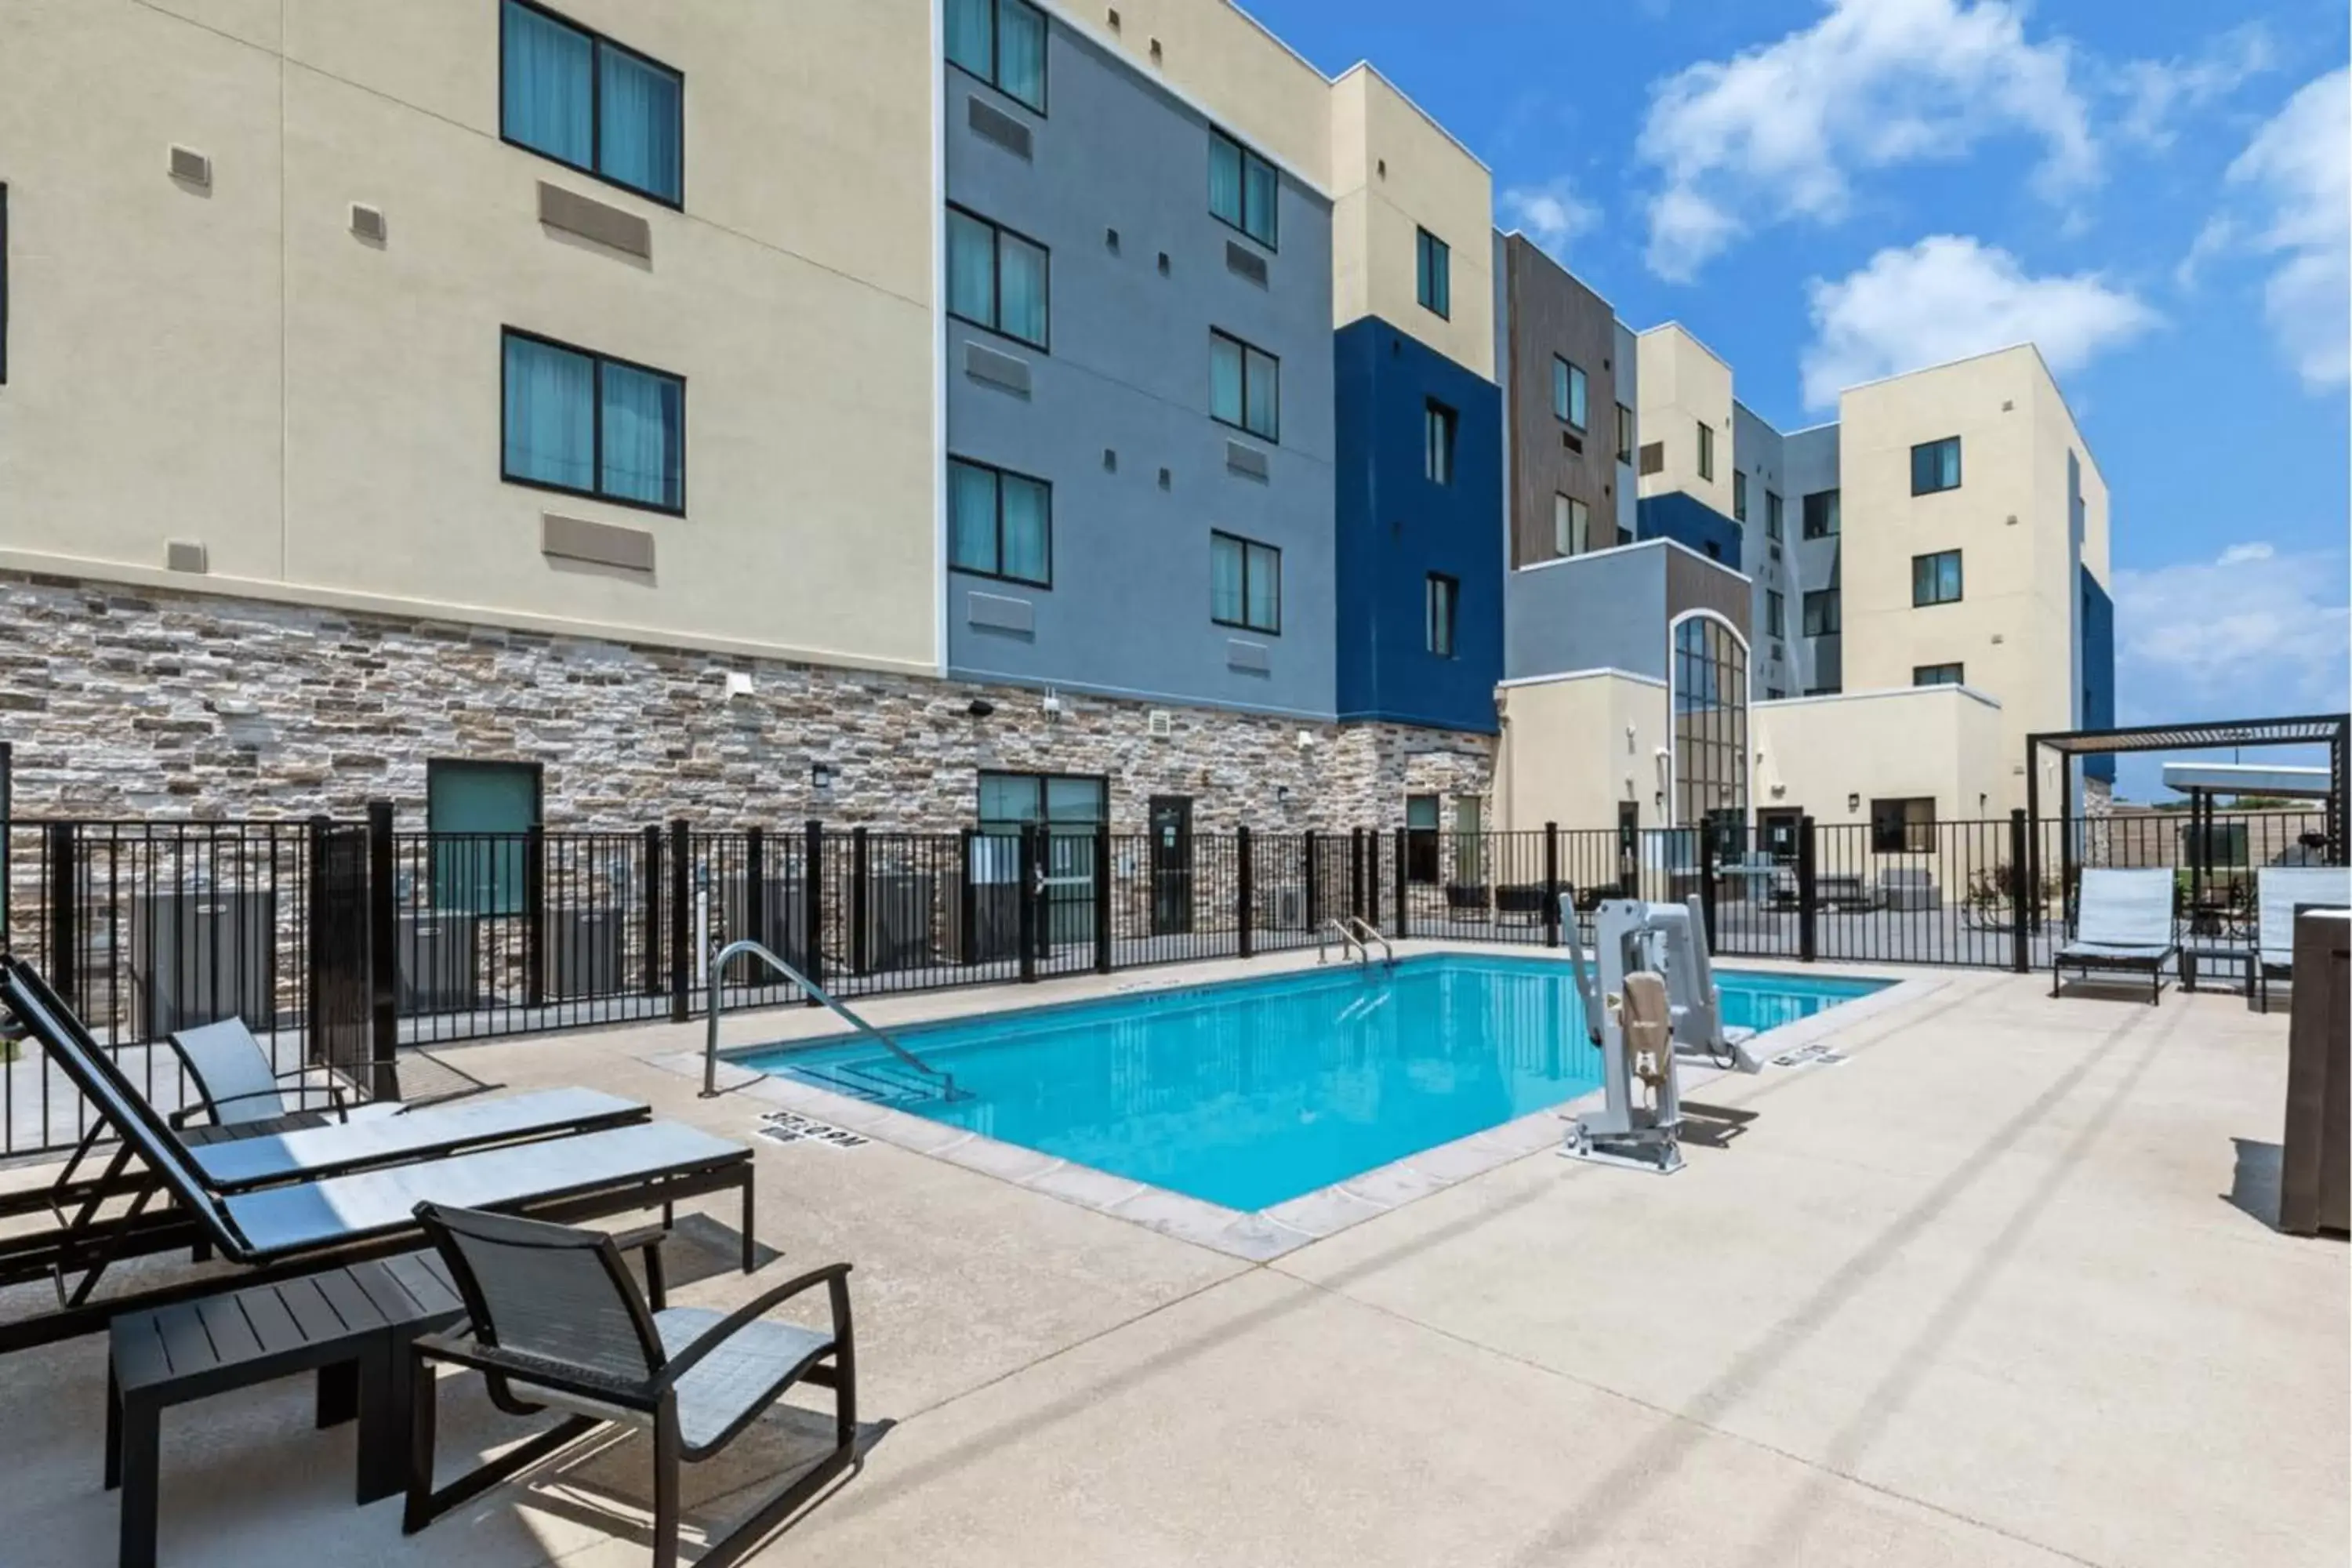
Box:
[1,802,2338,1159]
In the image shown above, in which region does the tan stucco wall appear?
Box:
[1494,670,1670,832]
[1834,346,2096,811]
[0,0,939,675]
[1635,324,1734,517]
[1752,686,2010,836]
[1327,67,1494,379]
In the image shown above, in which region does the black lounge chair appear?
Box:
[0,958,754,1355]
[408,1203,857,1568]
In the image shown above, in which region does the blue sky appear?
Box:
[1247,0,2350,800]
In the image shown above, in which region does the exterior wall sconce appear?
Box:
[1847,793,1861,812]
[1276,785,1291,804]
[811,763,836,791]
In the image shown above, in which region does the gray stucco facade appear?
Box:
[942,22,1338,719]
[1505,538,1751,683]
[1783,423,1842,693]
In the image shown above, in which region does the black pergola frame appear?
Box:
[2024,713,2350,929]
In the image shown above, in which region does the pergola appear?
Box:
[2024,714,2350,913]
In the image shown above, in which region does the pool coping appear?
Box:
[641,945,1950,1262]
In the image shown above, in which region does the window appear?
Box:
[1672,616,1748,832]
[1912,550,1963,606]
[1765,687,1787,701]
[947,457,1051,586]
[1638,441,1664,477]
[1210,330,1279,441]
[946,205,1048,350]
[1802,589,1840,637]
[502,328,684,513]
[500,1,682,205]
[1552,358,1588,429]
[1802,488,1839,538]
[1207,129,1277,248]
[1415,227,1450,318]
[1406,794,1441,884]
[1914,662,1965,686]
[946,0,1047,114]
[1554,493,1590,557]
[1695,421,1715,481]
[1910,436,1962,495]
[1871,797,1936,855]
[1617,524,1636,547]
[1766,590,1784,638]
[1424,400,1457,485]
[1425,574,1458,657]
[1765,490,1783,541]
[427,760,541,915]
[1733,471,1747,522]
[1211,532,1280,633]
[1616,403,1634,463]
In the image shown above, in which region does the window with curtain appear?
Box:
[1912,549,1963,606]
[1802,589,1839,637]
[1766,591,1785,637]
[1765,490,1783,540]
[1553,493,1590,557]
[1913,662,1965,686]
[1210,531,1280,633]
[947,457,1051,586]
[501,1,681,205]
[946,0,1047,114]
[1733,470,1747,521]
[1207,129,1277,248]
[502,329,684,513]
[946,205,1048,350]
[1802,488,1839,538]
[1210,330,1278,441]
[1616,403,1634,463]
[1425,400,1457,485]
[1415,227,1450,318]
[1425,574,1458,657]
[1910,435,1962,494]
[1551,358,1587,429]
[1696,420,1714,481]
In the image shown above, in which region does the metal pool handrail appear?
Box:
[1319,916,1394,968]
[702,939,964,1102]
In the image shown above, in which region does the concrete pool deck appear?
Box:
[0,947,2341,1566]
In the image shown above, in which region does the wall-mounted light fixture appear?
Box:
[1847,792,1861,812]
[811,763,836,791]
[1275,785,1291,805]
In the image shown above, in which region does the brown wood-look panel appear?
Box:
[1501,235,1621,569]
[1665,546,1752,641]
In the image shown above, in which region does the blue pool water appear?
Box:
[741,955,1887,1211]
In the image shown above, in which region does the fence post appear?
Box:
[1392,826,1406,938]
[43,821,76,1013]
[850,825,870,977]
[744,826,766,965]
[1543,822,1562,949]
[667,819,691,1022]
[1093,820,1113,974]
[1236,826,1254,959]
[802,820,825,1002]
[1348,829,1364,923]
[1303,829,1319,931]
[1698,826,1719,953]
[641,825,663,997]
[957,826,978,967]
[365,800,397,1099]
[304,814,331,1063]
[1796,815,1819,963]
[2009,808,2031,975]
[1017,824,1039,983]
[522,823,546,1010]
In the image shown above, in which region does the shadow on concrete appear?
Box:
[2222,1137,2286,1232]
[1679,1101,1759,1151]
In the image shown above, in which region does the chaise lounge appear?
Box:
[2253,866,2352,1013]
[2051,868,2177,1004]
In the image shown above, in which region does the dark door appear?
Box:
[1406,794,1441,884]
[1149,796,1193,935]
[1616,801,1639,895]
[1759,808,1803,862]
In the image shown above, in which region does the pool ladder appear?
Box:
[1319,916,1395,970]
[702,938,967,1103]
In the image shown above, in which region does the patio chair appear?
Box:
[165,1017,416,1130]
[2254,866,2352,1013]
[0,958,754,1355]
[407,1203,856,1568]
[2051,868,2177,1004]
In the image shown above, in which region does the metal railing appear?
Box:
[1319,915,1393,967]
[701,938,961,1102]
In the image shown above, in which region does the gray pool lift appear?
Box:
[1560,893,1762,1174]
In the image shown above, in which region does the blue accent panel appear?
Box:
[1332,317,1504,734]
[1635,492,1742,564]
[2080,571,2115,780]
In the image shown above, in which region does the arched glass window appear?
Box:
[1673,615,1749,848]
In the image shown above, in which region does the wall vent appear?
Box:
[1225,241,1269,287]
[1225,640,1272,673]
[542,514,655,575]
[168,145,212,187]
[1225,440,1270,481]
[1157,467,1172,490]
[1106,7,1120,28]
[967,96,1033,159]
[1102,448,1117,471]
[538,181,652,258]
[1105,227,1120,253]
[1147,710,1174,738]
[349,203,387,243]
[964,340,1033,396]
[1156,252,1171,275]
[1561,430,1583,455]
[164,540,209,575]
[966,592,1035,635]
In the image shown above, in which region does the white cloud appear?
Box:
[2222,68,2350,390]
[1635,0,2096,281]
[1496,179,1602,263]
[1799,236,2158,407]
[2110,24,2275,147]
[2114,542,2351,712]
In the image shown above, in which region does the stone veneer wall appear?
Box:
[0,572,1495,831]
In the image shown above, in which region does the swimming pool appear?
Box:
[741,955,1888,1211]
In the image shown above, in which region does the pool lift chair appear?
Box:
[1559,894,1762,1174]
